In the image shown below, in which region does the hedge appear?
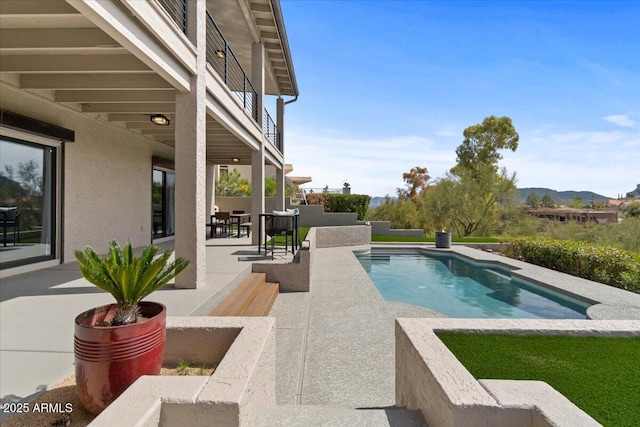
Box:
[502,237,640,293]
[325,194,371,220]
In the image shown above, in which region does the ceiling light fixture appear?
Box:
[215,49,226,58]
[150,114,170,126]
[231,157,240,163]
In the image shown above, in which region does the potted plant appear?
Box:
[73,241,189,414]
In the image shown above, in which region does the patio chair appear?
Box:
[1,207,20,247]
[264,214,294,259]
[233,210,251,238]
[214,212,231,237]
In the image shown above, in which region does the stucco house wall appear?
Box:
[1,83,174,262]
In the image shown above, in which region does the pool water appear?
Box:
[356,251,589,319]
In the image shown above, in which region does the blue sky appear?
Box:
[279,0,640,198]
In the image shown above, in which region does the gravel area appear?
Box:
[2,364,215,427]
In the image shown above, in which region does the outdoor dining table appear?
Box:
[257,212,300,254]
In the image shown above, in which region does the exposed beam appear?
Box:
[82,103,175,113]
[140,128,175,135]
[0,28,119,49]
[264,42,281,50]
[0,0,79,15]
[108,113,174,122]
[268,51,284,60]
[21,74,173,90]
[0,54,151,73]
[56,90,175,103]
[250,3,272,13]
[255,18,275,27]
[127,122,175,130]
[260,31,278,40]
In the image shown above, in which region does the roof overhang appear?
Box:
[206,0,298,97]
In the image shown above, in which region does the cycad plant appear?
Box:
[75,241,190,326]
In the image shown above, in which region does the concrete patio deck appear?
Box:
[3,235,640,425]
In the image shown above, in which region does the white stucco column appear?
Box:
[275,97,285,210]
[276,96,284,154]
[206,161,216,217]
[251,42,265,245]
[174,0,206,288]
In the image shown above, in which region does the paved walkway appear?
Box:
[269,245,445,408]
[0,236,273,419]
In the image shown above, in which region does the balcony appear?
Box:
[155,0,281,154]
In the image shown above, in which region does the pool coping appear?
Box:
[369,244,640,320]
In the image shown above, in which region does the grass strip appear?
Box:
[371,235,500,243]
[268,227,310,246]
[436,333,640,427]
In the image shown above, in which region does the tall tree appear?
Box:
[425,164,516,236]
[426,115,520,236]
[567,196,585,209]
[452,115,519,175]
[541,194,556,208]
[397,166,431,203]
[526,193,541,208]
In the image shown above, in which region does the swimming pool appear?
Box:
[356,250,590,319]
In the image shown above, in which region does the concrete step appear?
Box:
[257,405,427,427]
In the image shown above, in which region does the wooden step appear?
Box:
[243,282,279,317]
[209,273,266,316]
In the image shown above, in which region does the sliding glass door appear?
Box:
[152,169,175,239]
[0,136,56,269]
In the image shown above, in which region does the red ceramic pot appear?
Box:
[74,301,166,414]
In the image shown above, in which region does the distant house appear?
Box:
[608,199,633,209]
[529,208,618,224]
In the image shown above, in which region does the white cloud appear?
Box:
[286,128,457,196]
[502,127,640,197]
[286,124,639,199]
[602,114,636,127]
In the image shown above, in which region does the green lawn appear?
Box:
[268,226,310,246]
[436,333,640,427]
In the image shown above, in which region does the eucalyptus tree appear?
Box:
[426,115,520,236]
[451,115,519,177]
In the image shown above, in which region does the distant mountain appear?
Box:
[369,196,395,208]
[369,187,624,209]
[517,188,610,204]
[627,184,640,197]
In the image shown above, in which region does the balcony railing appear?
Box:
[263,109,282,151]
[157,2,282,153]
[206,11,258,122]
[157,0,187,34]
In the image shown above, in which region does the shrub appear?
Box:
[368,196,423,229]
[502,237,640,293]
[305,192,326,208]
[325,194,371,220]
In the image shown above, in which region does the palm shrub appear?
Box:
[75,241,190,325]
